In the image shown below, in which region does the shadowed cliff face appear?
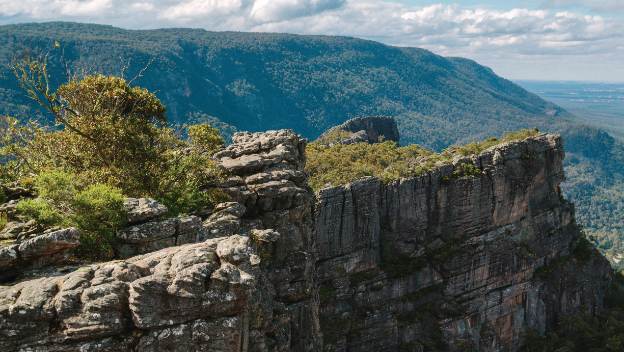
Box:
[314,134,612,351]
[0,131,613,352]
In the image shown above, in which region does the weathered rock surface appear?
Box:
[314,133,612,352]
[318,116,400,144]
[215,130,321,351]
[124,198,168,225]
[0,220,41,241]
[0,130,321,352]
[0,235,273,351]
[116,215,202,258]
[0,228,80,281]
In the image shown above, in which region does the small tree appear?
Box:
[8,55,227,217]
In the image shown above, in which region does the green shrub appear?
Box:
[16,198,63,226]
[5,71,229,216]
[157,149,227,215]
[306,129,539,191]
[34,170,77,205]
[4,69,230,258]
[0,187,6,204]
[502,128,540,142]
[316,129,354,145]
[71,184,126,259]
[305,141,434,190]
[443,129,540,157]
[452,163,482,178]
[187,124,224,155]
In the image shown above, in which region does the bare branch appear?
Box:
[128,57,154,85]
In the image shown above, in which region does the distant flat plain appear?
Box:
[518,81,624,140]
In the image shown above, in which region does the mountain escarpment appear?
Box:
[314,133,612,351]
[0,130,612,351]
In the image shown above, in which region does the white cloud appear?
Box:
[547,0,624,12]
[250,0,345,23]
[0,1,623,81]
[59,0,113,16]
[160,0,243,21]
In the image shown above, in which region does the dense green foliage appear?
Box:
[306,129,540,190]
[16,198,63,227]
[71,184,126,259]
[12,170,126,259]
[1,73,226,215]
[562,126,624,271]
[2,70,227,258]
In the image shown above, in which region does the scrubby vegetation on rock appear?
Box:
[1,61,228,259]
[306,128,540,190]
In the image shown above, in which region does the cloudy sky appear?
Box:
[1,0,623,82]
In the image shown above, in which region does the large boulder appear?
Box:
[124,198,168,225]
[0,228,80,282]
[317,116,400,145]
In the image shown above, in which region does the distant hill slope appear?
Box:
[1,22,622,267]
[0,22,567,149]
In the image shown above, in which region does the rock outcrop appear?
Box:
[0,235,272,351]
[318,116,400,145]
[0,130,320,352]
[314,133,612,351]
[0,228,80,281]
[0,130,613,352]
[115,199,204,259]
[215,130,321,351]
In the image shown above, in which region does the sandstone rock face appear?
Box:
[314,134,612,352]
[0,235,271,351]
[115,198,204,258]
[0,228,80,282]
[0,130,321,352]
[215,130,321,351]
[116,215,202,258]
[318,116,400,144]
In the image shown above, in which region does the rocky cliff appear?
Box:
[314,133,612,351]
[0,130,320,352]
[0,130,613,351]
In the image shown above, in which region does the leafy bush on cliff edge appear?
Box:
[1,59,228,258]
[306,128,540,191]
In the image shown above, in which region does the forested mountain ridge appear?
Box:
[0,22,565,148]
[1,22,623,269]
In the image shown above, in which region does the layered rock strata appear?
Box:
[0,228,80,281]
[314,133,612,351]
[215,130,321,351]
[0,130,320,352]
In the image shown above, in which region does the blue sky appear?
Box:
[1,0,623,82]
